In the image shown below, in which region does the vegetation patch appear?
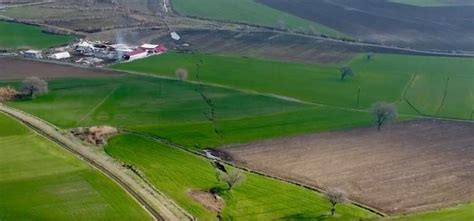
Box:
[105,134,378,220]
[0,20,74,49]
[170,0,345,37]
[0,113,151,220]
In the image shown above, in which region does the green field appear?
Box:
[389,0,474,6]
[106,134,378,220]
[0,20,74,49]
[391,203,474,221]
[170,0,345,37]
[9,75,373,148]
[112,52,474,120]
[0,113,150,220]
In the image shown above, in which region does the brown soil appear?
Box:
[220,119,474,214]
[0,57,124,80]
[189,190,224,213]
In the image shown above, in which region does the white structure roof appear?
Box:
[49,52,71,59]
[170,32,181,41]
[140,44,159,49]
[25,50,41,54]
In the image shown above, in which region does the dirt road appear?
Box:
[0,104,193,221]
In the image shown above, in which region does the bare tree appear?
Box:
[0,86,18,103]
[219,170,245,190]
[339,66,354,81]
[370,102,398,130]
[21,77,48,98]
[324,189,347,216]
[175,68,188,81]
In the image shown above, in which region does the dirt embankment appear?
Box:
[221,119,474,214]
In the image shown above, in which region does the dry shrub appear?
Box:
[175,68,188,81]
[0,86,18,103]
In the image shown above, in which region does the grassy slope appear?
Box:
[0,113,150,221]
[170,0,345,37]
[112,52,474,120]
[10,76,372,148]
[0,21,74,49]
[106,134,377,220]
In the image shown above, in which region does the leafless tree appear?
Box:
[21,77,48,98]
[0,86,18,102]
[370,102,398,130]
[324,189,347,216]
[340,66,354,81]
[175,68,188,81]
[219,170,245,190]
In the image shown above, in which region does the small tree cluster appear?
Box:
[20,76,48,98]
[370,102,398,130]
[339,66,354,81]
[175,68,188,81]
[324,189,347,216]
[219,170,245,191]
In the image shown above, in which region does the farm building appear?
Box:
[140,44,168,54]
[49,51,71,60]
[23,50,42,59]
[123,48,148,61]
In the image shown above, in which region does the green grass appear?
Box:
[106,134,378,220]
[112,52,474,120]
[9,75,373,148]
[389,0,474,6]
[0,113,151,221]
[0,20,74,49]
[170,0,345,37]
[390,203,474,221]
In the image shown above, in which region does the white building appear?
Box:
[49,51,71,60]
[170,32,181,41]
[23,50,42,59]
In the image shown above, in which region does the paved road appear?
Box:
[0,104,193,221]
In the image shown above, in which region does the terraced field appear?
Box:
[0,21,74,49]
[0,113,151,220]
[105,134,378,220]
[112,52,474,120]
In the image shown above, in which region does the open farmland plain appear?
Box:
[0,20,74,49]
[105,134,378,220]
[8,74,373,148]
[256,0,474,52]
[169,0,344,37]
[220,119,474,215]
[112,52,474,120]
[389,0,474,6]
[0,113,151,220]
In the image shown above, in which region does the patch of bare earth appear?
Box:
[189,190,224,213]
[220,119,474,214]
[0,57,124,80]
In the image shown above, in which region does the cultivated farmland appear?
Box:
[170,0,344,37]
[389,0,474,7]
[112,52,474,120]
[0,57,124,80]
[257,0,474,52]
[9,75,373,148]
[105,134,378,220]
[220,119,474,214]
[0,20,74,49]
[0,113,151,220]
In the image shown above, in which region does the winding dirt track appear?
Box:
[0,104,193,221]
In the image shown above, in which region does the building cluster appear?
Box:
[20,39,168,67]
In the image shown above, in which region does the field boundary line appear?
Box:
[76,85,119,126]
[399,73,416,102]
[129,130,388,218]
[0,104,194,221]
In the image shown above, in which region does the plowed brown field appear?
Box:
[221,119,474,214]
